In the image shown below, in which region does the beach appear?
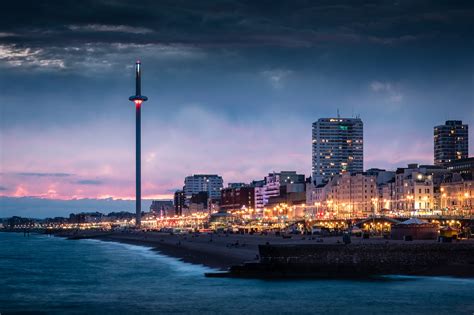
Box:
[50,230,474,277]
[56,230,319,269]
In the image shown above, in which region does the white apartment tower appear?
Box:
[312,117,363,184]
[183,174,223,200]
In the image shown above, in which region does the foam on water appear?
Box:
[79,237,218,274]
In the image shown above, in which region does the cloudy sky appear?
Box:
[1,0,473,217]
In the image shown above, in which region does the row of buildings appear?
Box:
[307,161,473,219]
[161,119,471,219]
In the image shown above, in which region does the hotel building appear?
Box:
[220,186,255,212]
[440,175,473,214]
[312,117,363,184]
[434,120,468,166]
[394,165,434,213]
[309,173,378,218]
[183,174,223,201]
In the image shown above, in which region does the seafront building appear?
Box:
[440,174,473,214]
[183,174,223,201]
[254,171,305,212]
[304,162,472,218]
[187,191,209,215]
[446,157,474,179]
[307,173,378,218]
[312,117,363,184]
[220,186,255,212]
[149,200,174,216]
[394,165,435,213]
[434,120,468,166]
[173,190,186,216]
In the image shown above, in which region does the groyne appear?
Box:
[208,243,474,278]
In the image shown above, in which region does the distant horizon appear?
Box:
[0,196,157,218]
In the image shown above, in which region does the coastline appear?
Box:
[7,230,473,278]
[50,230,474,278]
[54,230,261,270]
[93,233,254,270]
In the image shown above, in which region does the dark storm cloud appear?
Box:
[1,0,472,73]
[2,0,473,48]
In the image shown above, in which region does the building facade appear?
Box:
[440,176,473,215]
[184,191,209,215]
[446,157,474,180]
[254,171,305,211]
[434,120,468,166]
[173,190,186,216]
[149,200,174,217]
[183,174,223,201]
[220,186,255,212]
[326,173,378,218]
[312,117,363,184]
[394,165,434,213]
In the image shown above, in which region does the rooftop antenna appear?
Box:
[337,108,340,118]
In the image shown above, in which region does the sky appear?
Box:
[1,0,473,217]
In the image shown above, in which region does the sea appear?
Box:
[1,232,473,314]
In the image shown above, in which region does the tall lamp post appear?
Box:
[129,60,148,228]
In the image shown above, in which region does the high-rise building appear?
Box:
[183,174,223,200]
[173,190,186,216]
[312,117,363,184]
[434,120,468,166]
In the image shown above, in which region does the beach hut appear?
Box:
[390,218,438,240]
[439,226,459,242]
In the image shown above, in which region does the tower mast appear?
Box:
[129,60,148,228]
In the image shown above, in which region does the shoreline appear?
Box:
[73,231,474,278]
[56,230,260,270]
[5,230,474,278]
[92,234,249,270]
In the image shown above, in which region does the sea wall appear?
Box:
[251,243,474,277]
